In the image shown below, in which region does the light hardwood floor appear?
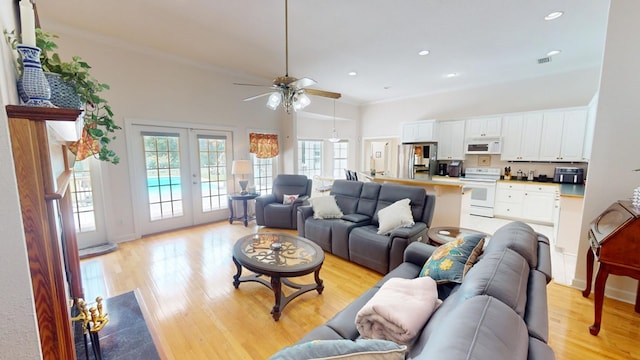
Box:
[80,222,640,359]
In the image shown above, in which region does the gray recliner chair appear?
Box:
[255,174,312,229]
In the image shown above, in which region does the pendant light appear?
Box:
[328,100,341,143]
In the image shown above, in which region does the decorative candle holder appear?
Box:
[16,45,55,107]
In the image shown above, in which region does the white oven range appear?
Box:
[461,167,501,217]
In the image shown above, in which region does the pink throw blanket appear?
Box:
[356,276,438,345]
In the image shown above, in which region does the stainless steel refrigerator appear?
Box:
[398,142,438,179]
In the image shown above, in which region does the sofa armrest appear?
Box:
[389,222,427,241]
[403,241,436,267]
[297,205,314,236]
[255,194,277,225]
[294,195,310,204]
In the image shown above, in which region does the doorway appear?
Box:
[129,124,234,236]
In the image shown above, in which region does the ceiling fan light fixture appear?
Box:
[292,92,311,111]
[266,92,282,110]
[328,100,341,143]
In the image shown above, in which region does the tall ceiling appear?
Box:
[37,0,610,104]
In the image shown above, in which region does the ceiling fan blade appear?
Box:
[243,92,276,101]
[290,77,317,89]
[233,82,273,87]
[305,88,342,99]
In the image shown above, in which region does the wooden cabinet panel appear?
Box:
[6,105,83,360]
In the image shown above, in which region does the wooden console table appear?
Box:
[582,200,640,335]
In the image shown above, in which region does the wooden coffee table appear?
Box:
[427,226,491,246]
[232,233,324,321]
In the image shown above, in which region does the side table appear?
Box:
[228,193,260,226]
[427,226,490,246]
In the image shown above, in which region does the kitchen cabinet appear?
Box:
[539,109,588,162]
[501,113,543,161]
[401,120,436,143]
[465,117,502,138]
[583,93,598,161]
[437,120,465,160]
[494,182,557,224]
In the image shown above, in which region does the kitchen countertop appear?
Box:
[370,174,465,188]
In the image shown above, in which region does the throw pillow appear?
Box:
[376,198,414,234]
[310,196,344,219]
[283,194,299,205]
[419,233,485,284]
[269,339,406,360]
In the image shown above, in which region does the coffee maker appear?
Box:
[438,163,448,176]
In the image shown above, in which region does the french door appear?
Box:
[130,125,233,236]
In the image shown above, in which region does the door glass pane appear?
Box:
[70,160,96,232]
[143,134,183,220]
[198,136,228,212]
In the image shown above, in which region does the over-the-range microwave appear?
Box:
[465,138,502,154]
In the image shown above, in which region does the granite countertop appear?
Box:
[371,175,465,187]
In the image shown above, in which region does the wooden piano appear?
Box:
[582,200,640,335]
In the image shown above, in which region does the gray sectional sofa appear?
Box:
[297,180,436,274]
[287,221,555,360]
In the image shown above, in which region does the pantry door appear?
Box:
[130,125,233,236]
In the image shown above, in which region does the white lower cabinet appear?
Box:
[495,182,557,224]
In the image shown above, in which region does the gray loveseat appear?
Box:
[287,221,554,360]
[297,180,436,274]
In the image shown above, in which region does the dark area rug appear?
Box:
[75,290,161,360]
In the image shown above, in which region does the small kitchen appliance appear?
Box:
[553,167,584,184]
[448,161,462,177]
[438,163,448,176]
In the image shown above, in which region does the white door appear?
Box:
[70,157,108,249]
[130,125,233,236]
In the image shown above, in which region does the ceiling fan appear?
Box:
[234,0,341,113]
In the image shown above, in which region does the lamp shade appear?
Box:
[232,160,252,175]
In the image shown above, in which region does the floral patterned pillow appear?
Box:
[419,234,485,284]
[283,194,299,205]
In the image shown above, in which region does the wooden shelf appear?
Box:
[6,105,82,122]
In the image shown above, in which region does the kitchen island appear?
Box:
[371,175,470,228]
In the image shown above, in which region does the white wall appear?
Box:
[0,0,44,358]
[361,68,601,138]
[574,0,640,302]
[42,22,282,242]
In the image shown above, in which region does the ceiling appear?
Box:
[37,0,610,105]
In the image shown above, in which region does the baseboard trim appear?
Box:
[571,278,637,304]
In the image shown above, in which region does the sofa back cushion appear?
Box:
[373,184,426,225]
[331,180,364,215]
[456,248,530,317]
[355,182,381,217]
[411,295,529,360]
[484,221,538,268]
[273,175,311,203]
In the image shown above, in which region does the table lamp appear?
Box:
[232,160,252,194]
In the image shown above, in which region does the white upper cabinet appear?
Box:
[401,120,436,143]
[437,120,466,160]
[466,117,502,138]
[539,110,588,162]
[501,113,543,161]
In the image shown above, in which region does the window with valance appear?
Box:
[249,133,279,159]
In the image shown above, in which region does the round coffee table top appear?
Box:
[427,226,491,246]
[232,233,324,275]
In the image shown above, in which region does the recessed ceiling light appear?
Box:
[348,71,357,76]
[544,11,564,21]
[445,73,458,78]
[418,50,430,56]
[546,50,561,57]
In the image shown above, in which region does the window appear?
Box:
[70,160,96,232]
[298,140,323,178]
[197,135,228,212]
[252,154,274,194]
[143,133,183,221]
[332,142,349,179]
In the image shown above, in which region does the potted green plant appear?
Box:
[5,28,121,164]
